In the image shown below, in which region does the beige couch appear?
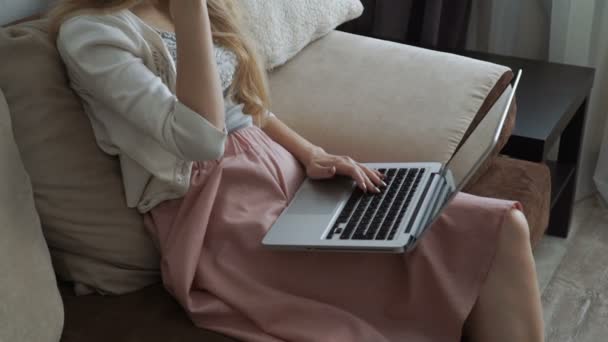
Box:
[1,21,550,342]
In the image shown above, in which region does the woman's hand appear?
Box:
[304,148,387,193]
[260,115,385,193]
[169,0,226,131]
[168,0,207,18]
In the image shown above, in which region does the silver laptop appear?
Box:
[263,70,522,253]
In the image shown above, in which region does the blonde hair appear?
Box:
[49,0,270,121]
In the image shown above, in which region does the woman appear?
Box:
[51,0,544,341]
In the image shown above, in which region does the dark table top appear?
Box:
[458,51,595,146]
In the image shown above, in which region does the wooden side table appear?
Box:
[459,51,595,238]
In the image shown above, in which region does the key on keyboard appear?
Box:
[326,167,425,241]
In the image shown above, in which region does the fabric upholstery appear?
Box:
[59,283,236,342]
[0,20,160,295]
[238,0,363,69]
[0,89,64,342]
[467,156,551,247]
[269,30,511,166]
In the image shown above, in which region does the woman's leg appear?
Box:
[464,209,545,342]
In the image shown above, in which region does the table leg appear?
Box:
[547,99,588,237]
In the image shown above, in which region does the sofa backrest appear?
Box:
[268,30,512,164]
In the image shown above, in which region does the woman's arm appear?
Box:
[172,0,225,131]
[57,14,227,162]
[262,115,385,193]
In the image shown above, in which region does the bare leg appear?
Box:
[464,209,544,342]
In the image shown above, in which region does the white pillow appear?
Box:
[238,0,363,69]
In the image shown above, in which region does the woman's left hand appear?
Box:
[304,148,386,193]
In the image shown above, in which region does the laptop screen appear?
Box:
[444,71,521,192]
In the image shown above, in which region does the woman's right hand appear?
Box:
[170,0,226,132]
[169,0,207,19]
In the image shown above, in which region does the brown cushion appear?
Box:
[60,283,236,342]
[466,156,551,247]
[0,19,160,294]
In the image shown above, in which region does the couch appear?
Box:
[1,5,550,342]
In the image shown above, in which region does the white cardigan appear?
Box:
[57,11,239,213]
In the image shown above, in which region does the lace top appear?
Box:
[157,30,253,132]
[157,30,238,92]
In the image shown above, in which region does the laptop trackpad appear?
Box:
[289,178,353,215]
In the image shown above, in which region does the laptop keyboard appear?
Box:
[326,168,426,241]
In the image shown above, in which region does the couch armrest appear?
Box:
[0,91,64,342]
[268,31,512,163]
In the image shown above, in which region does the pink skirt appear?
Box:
[144,126,521,342]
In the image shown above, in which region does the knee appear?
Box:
[500,208,531,249]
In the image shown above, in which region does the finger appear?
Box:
[307,163,336,180]
[360,166,383,191]
[353,166,377,193]
[360,168,380,193]
[360,164,386,188]
[375,169,387,179]
[356,168,372,193]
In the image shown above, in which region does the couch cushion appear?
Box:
[466,156,551,247]
[0,89,64,342]
[268,31,512,165]
[239,0,363,69]
[60,283,235,342]
[0,19,160,294]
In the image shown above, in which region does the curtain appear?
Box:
[466,0,551,59]
[467,0,608,202]
[339,0,472,50]
[591,3,608,205]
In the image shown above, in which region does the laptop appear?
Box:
[263,70,522,253]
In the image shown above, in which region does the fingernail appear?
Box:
[363,184,367,192]
[375,186,381,193]
[381,181,388,187]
